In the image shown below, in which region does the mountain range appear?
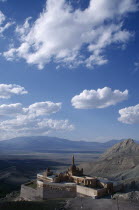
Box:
[0,136,129,154]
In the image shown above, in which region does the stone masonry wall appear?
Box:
[21,182,108,200]
[21,183,76,200]
[42,183,76,199]
[77,185,107,198]
[20,185,38,201]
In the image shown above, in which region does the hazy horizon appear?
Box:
[0,134,136,143]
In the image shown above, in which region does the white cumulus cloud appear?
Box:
[0,116,74,139]
[24,101,62,117]
[3,0,138,69]
[0,100,74,140]
[118,104,139,124]
[38,119,74,131]
[0,103,23,116]
[0,101,61,117]
[71,87,128,109]
[0,84,28,99]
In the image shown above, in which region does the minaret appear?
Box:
[72,155,75,165]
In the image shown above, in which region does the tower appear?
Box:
[72,155,75,165]
[68,155,83,176]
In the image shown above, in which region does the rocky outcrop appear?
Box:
[81,139,139,182]
[0,191,19,202]
[113,191,139,201]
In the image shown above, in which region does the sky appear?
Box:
[0,0,139,142]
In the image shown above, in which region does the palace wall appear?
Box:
[76,185,107,198]
[20,182,76,200]
[20,184,38,201]
[42,182,76,199]
[21,182,113,200]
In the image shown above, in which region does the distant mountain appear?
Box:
[0,136,125,154]
[81,139,139,185]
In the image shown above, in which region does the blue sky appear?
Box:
[0,0,139,141]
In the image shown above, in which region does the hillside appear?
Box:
[0,136,124,154]
[101,139,139,160]
[81,139,139,185]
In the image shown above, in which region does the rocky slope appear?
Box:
[101,139,139,160]
[81,139,139,185]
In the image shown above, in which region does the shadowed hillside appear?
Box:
[0,158,69,198]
